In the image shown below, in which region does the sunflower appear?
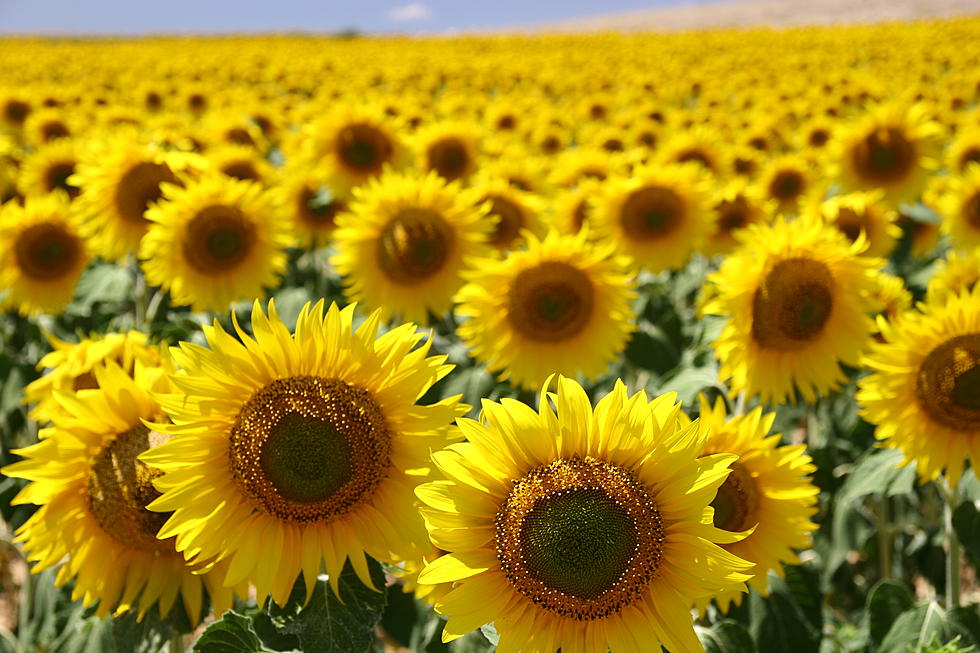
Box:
[657,126,727,176]
[857,287,980,486]
[927,248,980,303]
[205,144,274,184]
[549,179,602,235]
[936,163,980,251]
[72,131,191,261]
[756,155,822,216]
[1,362,236,622]
[140,300,467,605]
[470,178,545,252]
[22,108,73,145]
[302,104,408,194]
[416,376,753,653]
[331,171,491,325]
[1,92,32,132]
[691,396,818,612]
[549,147,622,189]
[593,163,709,273]
[139,173,289,312]
[0,193,89,316]
[816,190,901,258]
[703,216,882,404]
[455,229,637,391]
[273,166,348,249]
[24,330,164,425]
[946,125,980,174]
[833,103,940,205]
[703,181,772,257]
[412,122,480,183]
[870,272,913,330]
[18,139,82,200]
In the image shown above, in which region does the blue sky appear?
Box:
[0,0,695,34]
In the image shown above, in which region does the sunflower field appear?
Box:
[1,16,980,653]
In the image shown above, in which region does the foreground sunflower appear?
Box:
[416,376,752,653]
[692,396,818,612]
[857,287,980,486]
[2,362,235,622]
[139,173,289,312]
[331,171,491,325]
[141,300,467,605]
[703,216,882,404]
[455,229,637,390]
[0,193,89,316]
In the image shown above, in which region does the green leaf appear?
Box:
[951,501,980,571]
[747,566,822,653]
[838,449,916,502]
[69,264,133,311]
[697,620,755,653]
[194,612,268,653]
[278,559,387,653]
[879,603,953,653]
[866,579,915,648]
[478,623,500,646]
[380,583,420,648]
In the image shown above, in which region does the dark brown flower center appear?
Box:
[426,137,470,182]
[751,258,835,350]
[14,221,81,281]
[507,262,594,342]
[620,186,685,240]
[376,208,455,284]
[87,424,173,553]
[710,463,759,532]
[850,126,917,185]
[337,123,393,177]
[182,204,255,274]
[916,333,980,432]
[114,161,177,224]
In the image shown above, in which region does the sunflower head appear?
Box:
[139,173,290,312]
[413,122,480,183]
[703,181,772,257]
[693,395,818,611]
[416,376,752,653]
[817,190,901,258]
[24,330,165,424]
[470,178,545,252]
[0,193,89,316]
[703,216,882,403]
[937,163,980,252]
[18,139,81,200]
[141,299,467,605]
[927,248,980,304]
[455,229,637,390]
[2,361,236,622]
[594,163,709,272]
[331,171,491,325]
[859,287,980,486]
[834,103,941,204]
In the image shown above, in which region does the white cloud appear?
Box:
[388,2,432,21]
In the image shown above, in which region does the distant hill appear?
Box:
[510,0,980,32]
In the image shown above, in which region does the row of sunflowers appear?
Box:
[0,17,979,653]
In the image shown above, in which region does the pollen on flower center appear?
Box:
[916,333,980,431]
[751,257,835,350]
[86,424,173,553]
[229,376,391,523]
[507,261,595,342]
[495,457,664,621]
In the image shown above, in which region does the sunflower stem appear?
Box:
[169,632,184,653]
[732,390,746,416]
[941,479,961,609]
[877,495,892,580]
[133,261,148,332]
